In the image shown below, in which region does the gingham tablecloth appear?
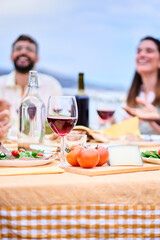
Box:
[1,204,160,239]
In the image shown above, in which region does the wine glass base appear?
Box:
[57,160,67,167]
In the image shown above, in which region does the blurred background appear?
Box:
[0,0,159,89]
[0,0,159,127]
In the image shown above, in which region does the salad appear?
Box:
[0,149,44,160]
[141,150,160,159]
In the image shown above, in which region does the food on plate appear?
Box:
[141,150,160,159]
[0,149,45,160]
[125,133,143,142]
[95,146,109,166]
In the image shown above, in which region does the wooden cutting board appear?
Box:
[62,163,160,176]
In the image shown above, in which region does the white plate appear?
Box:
[128,141,160,147]
[0,154,54,167]
[140,134,160,142]
[30,144,57,153]
[142,157,160,165]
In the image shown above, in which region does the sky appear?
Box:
[0,0,160,89]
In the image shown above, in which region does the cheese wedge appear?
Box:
[101,117,140,137]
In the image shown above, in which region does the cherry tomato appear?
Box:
[12,150,19,157]
[37,152,44,157]
[77,148,100,168]
[158,150,160,156]
[19,149,25,152]
[95,146,109,166]
[149,151,154,155]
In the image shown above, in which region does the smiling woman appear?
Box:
[122,36,160,134]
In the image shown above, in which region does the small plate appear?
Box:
[30,144,57,153]
[129,141,160,147]
[0,154,54,167]
[140,134,160,142]
[142,157,160,165]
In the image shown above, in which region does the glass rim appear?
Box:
[48,95,76,98]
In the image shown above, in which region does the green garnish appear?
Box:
[141,150,160,159]
[0,152,8,160]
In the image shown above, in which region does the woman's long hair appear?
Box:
[126,36,160,107]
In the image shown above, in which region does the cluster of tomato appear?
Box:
[66,145,109,168]
[11,149,44,157]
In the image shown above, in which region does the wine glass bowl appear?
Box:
[97,109,115,120]
[47,96,78,166]
[96,99,116,128]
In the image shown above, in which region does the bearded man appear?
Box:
[0,35,62,132]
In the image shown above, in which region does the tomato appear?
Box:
[149,151,154,155]
[77,148,100,168]
[96,146,109,166]
[19,149,25,152]
[158,150,160,156]
[66,146,83,166]
[37,152,44,157]
[12,150,19,157]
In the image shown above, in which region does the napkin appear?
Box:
[0,165,64,176]
[101,117,141,137]
[73,125,109,143]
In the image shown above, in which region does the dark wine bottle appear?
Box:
[75,73,89,127]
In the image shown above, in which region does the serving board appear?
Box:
[62,163,160,176]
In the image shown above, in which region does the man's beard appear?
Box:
[14,59,35,73]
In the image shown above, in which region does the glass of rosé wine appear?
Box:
[47,96,78,166]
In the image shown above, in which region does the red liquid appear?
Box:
[47,117,77,136]
[27,103,37,120]
[97,110,115,120]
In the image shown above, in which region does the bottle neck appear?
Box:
[27,85,39,96]
[27,70,39,96]
[77,73,86,96]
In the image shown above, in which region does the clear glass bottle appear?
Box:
[18,71,45,150]
[75,73,89,127]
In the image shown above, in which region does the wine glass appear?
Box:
[47,96,78,166]
[96,98,116,128]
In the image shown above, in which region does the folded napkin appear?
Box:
[101,117,140,137]
[0,165,64,176]
[73,125,109,143]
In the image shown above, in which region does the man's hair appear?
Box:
[12,34,39,53]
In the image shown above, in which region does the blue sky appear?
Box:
[0,0,160,89]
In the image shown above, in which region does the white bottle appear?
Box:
[18,71,45,150]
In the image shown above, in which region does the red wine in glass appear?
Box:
[47,117,77,137]
[47,96,78,166]
[97,109,115,120]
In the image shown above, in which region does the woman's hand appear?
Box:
[0,109,11,140]
[123,97,160,121]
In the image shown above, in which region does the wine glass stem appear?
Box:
[60,136,65,164]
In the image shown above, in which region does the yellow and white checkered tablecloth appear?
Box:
[0,204,160,239]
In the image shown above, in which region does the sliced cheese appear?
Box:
[108,145,143,166]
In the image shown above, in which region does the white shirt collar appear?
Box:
[6,70,42,87]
